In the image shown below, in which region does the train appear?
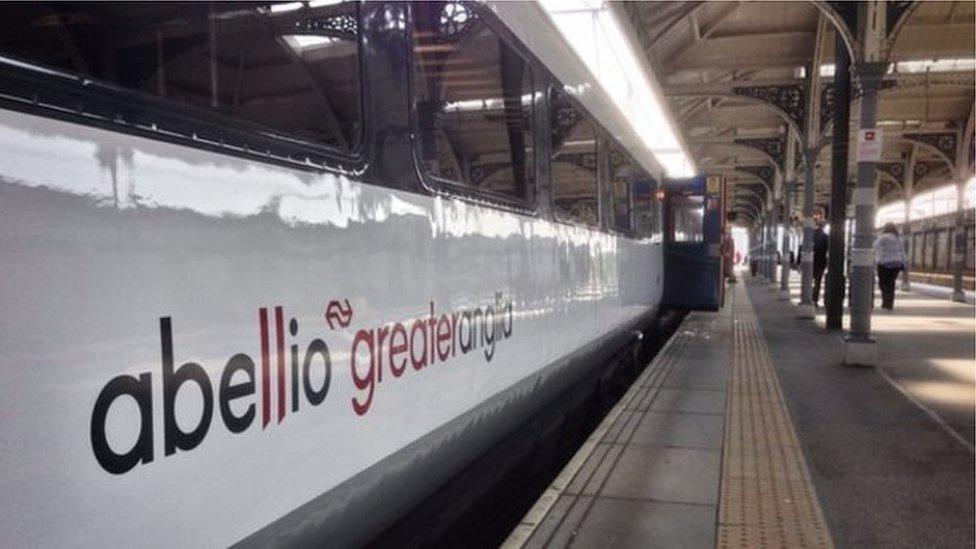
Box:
[0,1,676,547]
[900,209,976,288]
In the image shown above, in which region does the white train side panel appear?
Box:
[0,108,663,546]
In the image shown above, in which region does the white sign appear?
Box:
[857,128,884,162]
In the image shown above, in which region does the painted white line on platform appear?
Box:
[876,368,975,454]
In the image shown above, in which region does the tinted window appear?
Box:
[670,194,704,243]
[609,147,633,231]
[912,233,923,266]
[0,2,362,152]
[550,88,599,226]
[632,168,658,238]
[412,1,535,202]
[937,229,951,270]
[925,231,936,269]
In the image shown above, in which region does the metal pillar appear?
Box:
[780,130,797,300]
[798,158,816,314]
[797,15,826,317]
[825,31,852,331]
[780,181,794,298]
[951,180,967,302]
[844,1,887,366]
[900,223,912,290]
[761,214,770,280]
[844,61,886,364]
[759,214,767,280]
[767,204,778,284]
[900,146,916,291]
[951,105,974,302]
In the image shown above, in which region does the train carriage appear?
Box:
[0,1,671,546]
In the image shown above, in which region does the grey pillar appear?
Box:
[760,214,769,280]
[901,223,913,290]
[759,214,767,280]
[951,181,967,302]
[767,204,778,283]
[780,181,794,299]
[845,62,886,365]
[825,31,852,331]
[901,147,916,291]
[799,154,816,313]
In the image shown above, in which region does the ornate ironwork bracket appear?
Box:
[734,138,785,169]
[819,85,835,136]
[878,178,902,201]
[912,160,951,182]
[903,132,958,167]
[732,85,805,130]
[876,162,905,185]
[734,165,776,201]
[295,12,358,40]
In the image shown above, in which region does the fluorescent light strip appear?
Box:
[538,0,695,177]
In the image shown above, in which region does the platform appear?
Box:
[504,279,975,548]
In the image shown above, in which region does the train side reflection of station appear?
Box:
[0,1,972,548]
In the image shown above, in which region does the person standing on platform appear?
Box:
[722,229,736,283]
[812,220,829,307]
[874,222,907,310]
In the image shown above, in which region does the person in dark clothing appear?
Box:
[812,222,829,306]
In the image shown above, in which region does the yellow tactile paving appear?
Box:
[717,286,834,549]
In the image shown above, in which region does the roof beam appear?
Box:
[699,2,741,40]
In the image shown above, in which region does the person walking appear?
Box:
[812,221,829,307]
[874,222,906,310]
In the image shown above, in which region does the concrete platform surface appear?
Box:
[504,278,974,548]
[751,277,975,548]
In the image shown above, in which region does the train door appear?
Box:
[662,176,725,310]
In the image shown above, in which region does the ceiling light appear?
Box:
[536,0,695,177]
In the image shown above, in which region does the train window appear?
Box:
[912,233,923,266]
[632,169,657,238]
[671,194,704,243]
[924,232,936,269]
[0,2,363,153]
[609,148,633,232]
[411,1,535,203]
[938,229,952,270]
[550,88,599,226]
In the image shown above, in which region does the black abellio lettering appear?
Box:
[90,373,154,475]
[219,353,256,433]
[90,313,332,474]
[303,339,331,406]
[161,318,214,456]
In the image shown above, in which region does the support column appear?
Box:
[901,146,916,291]
[798,158,817,316]
[780,130,798,300]
[951,180,968,302]
[759,212,768,280]
[779,184,794,298]
[844,62,886,365]
[797,15,826,318]
[951,106,973,301]
[900,223,913,290]
[825,30,852,331]
[767,202,778,284]
[752,224,760,277]
[844,1,887,366]
[760,213,769,280]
